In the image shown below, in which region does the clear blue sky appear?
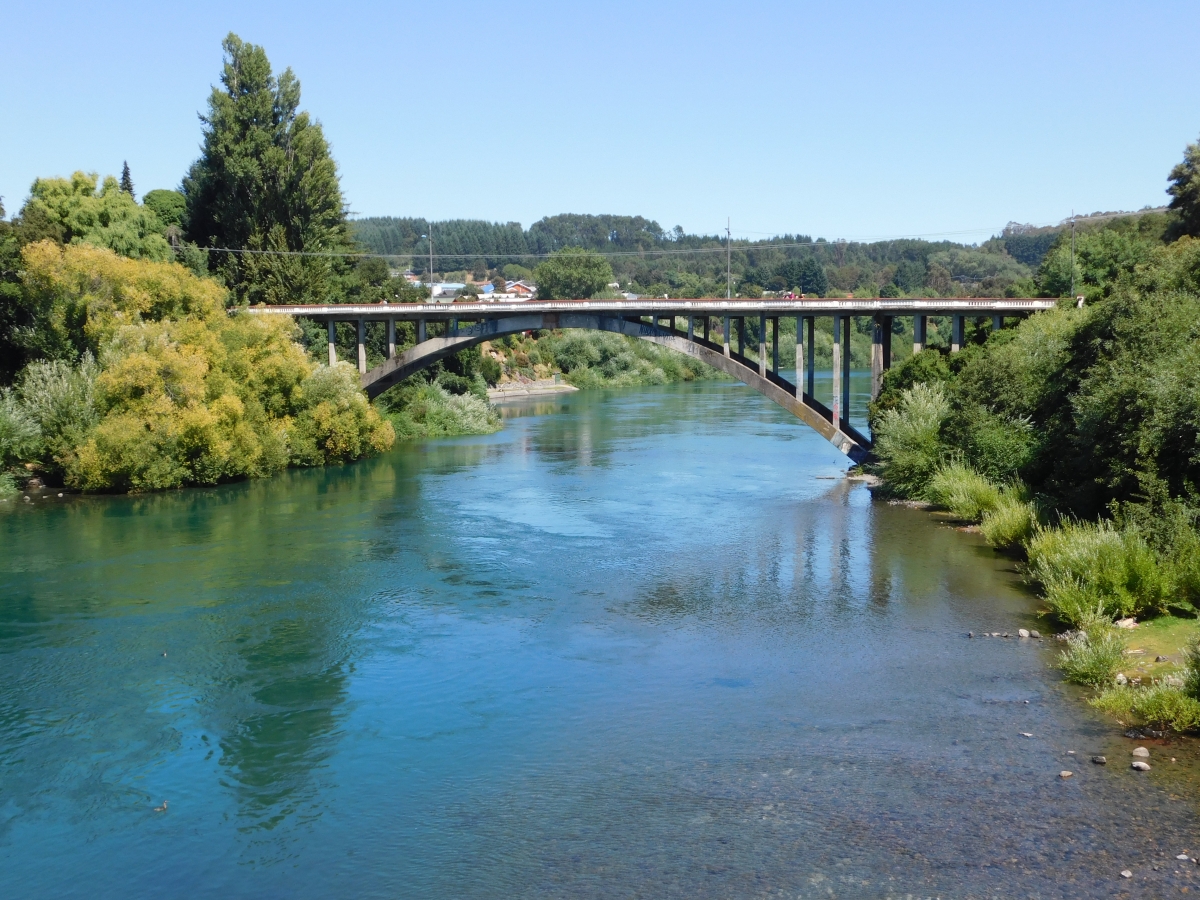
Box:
[4,1,1199,242]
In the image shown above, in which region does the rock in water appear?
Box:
[1030,630,1042,639]
[1018,628,1030,638]
[1132,746,1150,758]
[1092,756,1107,765]
[1059,771,1073,778]
[1132,761,1151,771]
[1121,870,1132,878]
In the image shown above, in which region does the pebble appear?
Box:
[968,631,974,638]
[1018,628,1030,638]
[1116,673,1128,685]
[991,632,1000,637]
[1132,747,1150,758]
[57,492,63,498]
[1020,732,1033,737]
[1121,870,1132,878]
[1030,630,1041,639]
[1092,756,1107,765]
[1132,761,1151,771]
[1060,771,1073,778]
[1179,854,1190,861]
[1067,750,1076,755]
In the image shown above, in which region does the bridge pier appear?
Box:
[703,316,709,342]
[806,317,815,397]
[992,314,1002,333]
[737,318,745,357]
[914,314,927,355]
[771,317,779,374]
[723,315,730,357]
[356,319,366,374]
[832,316,843,425]
[418,318,426,343]
[387,318,396,359]
[841,316,851,424]
[871,314,892,401]
[951,314,964,353]
[758,314,767,377]
[327,320,337,366]
[794,317,804,398]
[687,316,693,341]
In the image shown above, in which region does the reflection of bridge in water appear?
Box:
[246,298,1056,462]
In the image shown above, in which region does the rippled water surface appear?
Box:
[3,377,1199,899]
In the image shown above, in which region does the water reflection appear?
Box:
[1,380,1198,899]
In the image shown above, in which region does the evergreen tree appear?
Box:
[183,33,354,305]
[119,161,135,199]
[1168,136,1200,237]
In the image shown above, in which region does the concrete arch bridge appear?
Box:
[245,298,1055,464]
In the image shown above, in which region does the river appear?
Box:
[1,376,1198,898]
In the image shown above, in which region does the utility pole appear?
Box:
[421,226,434,299]
[726,218,732,299]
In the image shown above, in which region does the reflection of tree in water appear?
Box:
[218,613,349,833]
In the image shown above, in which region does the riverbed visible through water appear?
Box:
[2,375,1199,898]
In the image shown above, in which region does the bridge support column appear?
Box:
[723,315,730,357]
[451,318,458,337]
[387,318,395,359]
[418,318,426,343]
[806,317,815,398]
[687,316,693,341]
[871,314,892,401]
[951,314,964,353]
[832,316,843,425]
[841,316,851,425]
[356,318,366,374]
[758,314,767,377]
[737,318,745,357]
[992,314,1002,333]
[703,316,709,342]
[771,317,779,374]
[327,320,336,367]
[794,317,804,398]
[913,315,927,355]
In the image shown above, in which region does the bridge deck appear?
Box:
[241,297,1056,321]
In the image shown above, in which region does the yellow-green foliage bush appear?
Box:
[20,242,393,492]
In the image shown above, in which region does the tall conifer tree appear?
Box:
[119,161,135,199]
[183,34,353,305]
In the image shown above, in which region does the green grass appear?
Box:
[925,461,1002,521]
[1090,683,1200,733]
[1058,613,1128,686]
[1026,520,1170,626]
[980,486,1041,550]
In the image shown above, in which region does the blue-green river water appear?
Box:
[2,377,1199,898]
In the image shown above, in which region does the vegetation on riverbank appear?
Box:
[868,137,1200,733]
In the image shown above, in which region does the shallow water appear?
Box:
[2,377,1198,898]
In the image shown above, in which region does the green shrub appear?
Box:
[382,382,500,441]
[0,390,41,467]
[1058,613,1127,686]
[16,354,100,470]
[925,461,1001,521]
[872,382,949,497]
[1091,683,1200,733]
[980,485,1042,550]
[479,354,501,386]
[1026,520,1170,623]
[0,473,16,497]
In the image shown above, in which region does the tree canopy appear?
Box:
[183,33,354,305]
[19,172,172,262]
[534,247,614,299]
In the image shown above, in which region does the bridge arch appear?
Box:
[359,313,872,462]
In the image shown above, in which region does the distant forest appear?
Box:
[350,213,1080,298]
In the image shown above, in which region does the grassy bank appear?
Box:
[867,203,1200,735]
